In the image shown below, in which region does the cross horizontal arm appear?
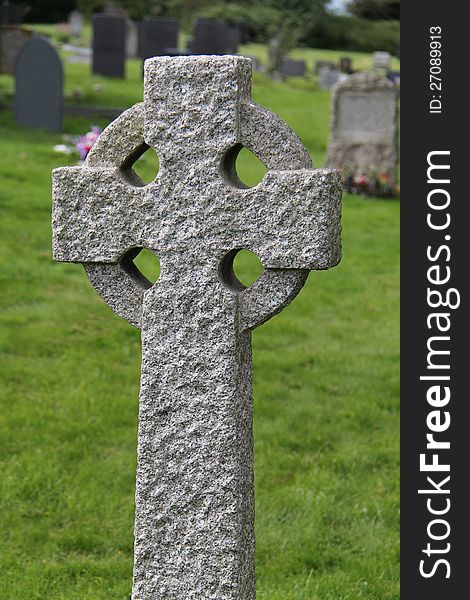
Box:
[214,169,342,271]
[52,166,151,263]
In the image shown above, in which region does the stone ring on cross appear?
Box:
[52,56,342,600]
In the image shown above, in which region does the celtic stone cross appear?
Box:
[52,56,342,600]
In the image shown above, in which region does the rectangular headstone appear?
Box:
[325,71,399,185]
[139,16,178,60]
[0,25,32,75]
[373,51,391,69]
[92,13,126,78]
[191,19,232,55]
[14,37,63,132]
[279,57,306,77]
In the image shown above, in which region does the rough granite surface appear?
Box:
[52,56,343,600]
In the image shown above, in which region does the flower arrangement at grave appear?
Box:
[53,126,102,164]
[76,126,101,160]
[343,167,400,198]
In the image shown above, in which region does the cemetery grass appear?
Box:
[0,71,399,599]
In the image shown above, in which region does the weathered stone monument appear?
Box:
[52,56,342,599]
[325,71,399,184]
[92,13,126,78]
[0,25,32,74]
[14,37,62,132]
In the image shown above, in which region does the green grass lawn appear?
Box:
[0,44,399,600]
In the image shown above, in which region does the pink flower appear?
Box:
[76,126,101,160]
[354,174,369,187]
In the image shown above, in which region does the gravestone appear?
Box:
[279,57,306,77]
[0,25,32,74]
[325,71,399,184]
[319,67,344,90]
[15,37,62,132]
[92,13,125,78]
[68,10,83,37]
[373,50,391,69]
[0,2,21,25]
[339,56,352,73]
[52,55,342,599]
[315,59,336,74]
[126,19,138,58]
[139,16,178,60]
[191,18,231,55]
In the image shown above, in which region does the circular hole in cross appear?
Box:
[121,248,160,288]
[220,249,264,291]
[120,143,160,187]
[222,144,267,189]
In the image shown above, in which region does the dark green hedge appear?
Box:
[303,14,399,55]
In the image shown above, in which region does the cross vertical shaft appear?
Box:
[133,268,255,598]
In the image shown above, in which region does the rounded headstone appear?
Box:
[14,37,63,132]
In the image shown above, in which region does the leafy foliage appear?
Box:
[304,14,399,54]
[347,0,400,21]
[22,0,77,22]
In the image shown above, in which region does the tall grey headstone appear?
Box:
[68,10,83,37]
[191,18,231,55]
[92,13,125,78]
[325,71,399,184]
[126,19,138,58]
[52,56,342,599]
[14,37,62,132]
[139,16,178,60]
[0,25,32,74]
